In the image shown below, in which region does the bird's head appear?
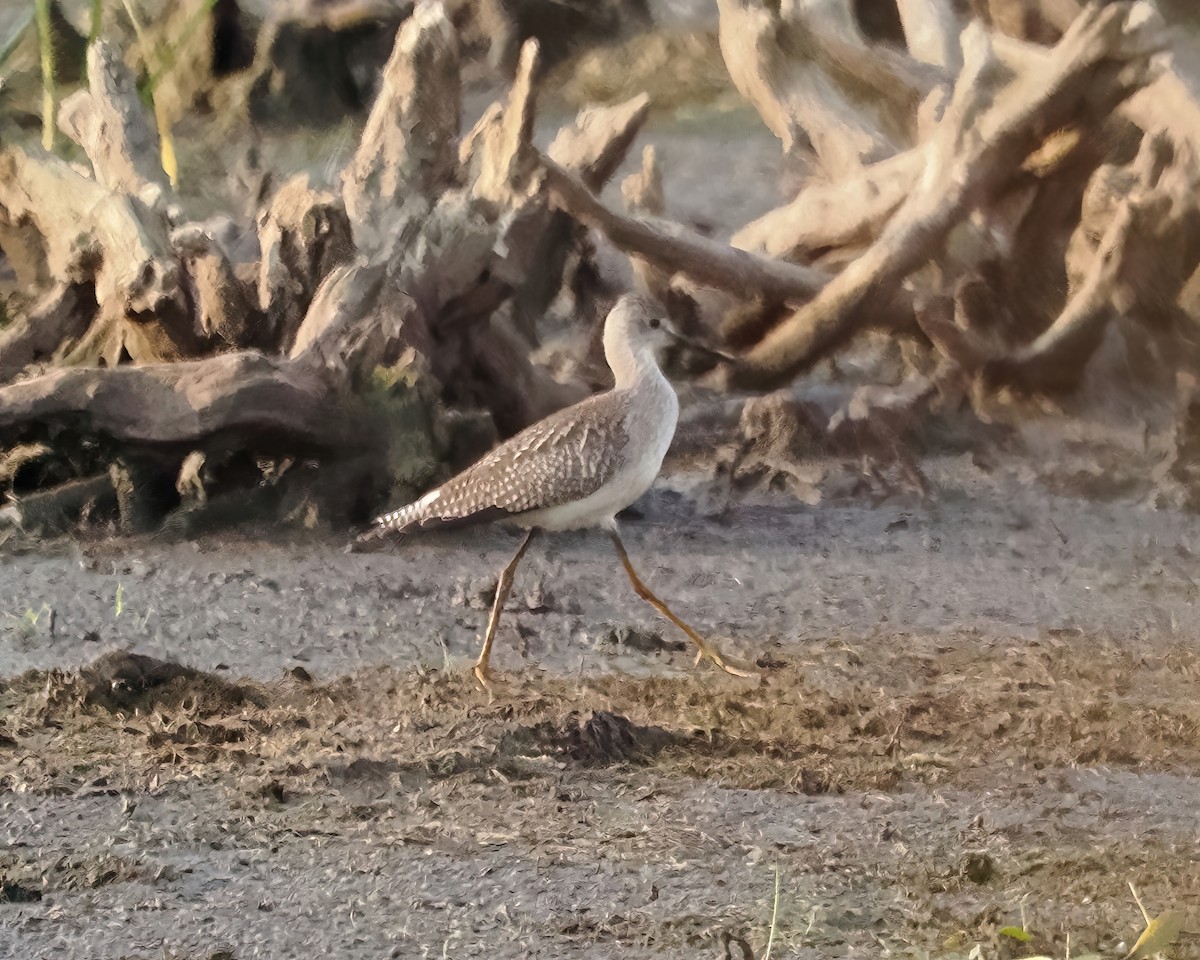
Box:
[605,294,736,367]
[602,294,671,353]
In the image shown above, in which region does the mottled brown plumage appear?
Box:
[362,390,632,538]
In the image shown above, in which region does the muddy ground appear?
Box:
[3,438,1200,959]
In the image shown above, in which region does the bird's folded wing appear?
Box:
[370,391,631,535]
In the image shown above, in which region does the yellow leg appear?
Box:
[608,529,752,678]
[474,528,539,697]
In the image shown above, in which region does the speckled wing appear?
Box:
[361,391,631,539]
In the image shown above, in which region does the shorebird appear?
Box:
[356,295,751,694]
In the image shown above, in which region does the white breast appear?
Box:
[520,372,678,532]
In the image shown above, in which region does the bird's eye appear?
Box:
[648,317,661,330]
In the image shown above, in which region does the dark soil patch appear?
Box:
[0,879,41,903]
[0,851,141,895]
[521,709,680,767]
[71,650,265,715]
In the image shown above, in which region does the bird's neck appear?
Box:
[606,335,662,390]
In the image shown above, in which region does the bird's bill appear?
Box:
[665,327,740,365]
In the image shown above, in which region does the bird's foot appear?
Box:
[472,660,498,702]
[693,640,756,679]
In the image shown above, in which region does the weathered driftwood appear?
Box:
[978,131,1200,389]
[621,146,665,218]
[542,156,829,302]
[345,27,648,439]
[387,37,647,430]
[0,15,638,490]
[1,12,449,524]
[548,95,653,191]
[506,93,652,328]
[0,40,202,370]
[620,145,670,304]
[256,175,356,353]
[970,0,1078,41]
[7,0,1200,536]
[0,443,52,488]
[698,0,1200,380]
[1119,28,1200,161]
[542,148,922,358]
[458,38,551,331]
[339,25,648,433]
[171,224,264,350]
[0,353,350,449]
[984,14,1200,157]
[464,40,541,210]
[0,475,117,537]
[798,8,947,112]
[895,0,964,72]
[341,1,461,259]
[731,149,927,263]
[290,261,419,387]
[0,146,188,350]
[56,41,170,208]
[717,0,899,172]
[0,261,412,454]
[335,33,648,435]
[0,282,96,384]
[715,2,1167,390]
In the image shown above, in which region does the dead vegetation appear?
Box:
[1,633,1198,955]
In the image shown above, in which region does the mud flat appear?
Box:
[3,461,1200,958]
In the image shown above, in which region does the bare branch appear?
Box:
[716,1,1167,390]
[541,155,829,302]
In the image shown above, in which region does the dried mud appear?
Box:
[3,455,1200,959]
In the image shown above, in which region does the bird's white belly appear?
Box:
[515,372,677,533]
[518,457,662,531]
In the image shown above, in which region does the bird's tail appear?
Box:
[349,495,433,550]
[348,487,503,552]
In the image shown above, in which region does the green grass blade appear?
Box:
[35,0,56,150]
[762,864,780,960]
[88,0,104,45]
